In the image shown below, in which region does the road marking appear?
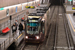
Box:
[54,47,74,49]
[59,14,62,15]
[67,14,75,32]
[16,32,24,40]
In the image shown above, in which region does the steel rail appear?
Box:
[36,44,42,50]
[23,44,41,50]
[46,6,56,47]
[54,6,59,50]
[63,7,72,50]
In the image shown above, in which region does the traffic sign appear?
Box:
[30,6,35,9]
[25,6,30,8]
[0,8,4,10]
[25,6,35,9]
[68,0,72,1]
[16,6,17,12]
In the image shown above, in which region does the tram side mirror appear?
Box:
[41,21,45,34]
[73,13,75,16]
[41,21,44,26]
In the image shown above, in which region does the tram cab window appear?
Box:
[26,22,40,34]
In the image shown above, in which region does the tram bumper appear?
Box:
[25,36,42,43]
[25,34,44,43]
[25,39,41,43]
[26,39,41,43]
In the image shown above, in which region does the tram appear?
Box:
[25,13,45,43]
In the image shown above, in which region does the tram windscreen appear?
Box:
[26,22,40,34]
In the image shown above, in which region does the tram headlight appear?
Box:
[25,36,28,39]
[35,36,40,39]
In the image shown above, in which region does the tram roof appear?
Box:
[28,16,40,18]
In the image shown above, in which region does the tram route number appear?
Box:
[54,47,74,49]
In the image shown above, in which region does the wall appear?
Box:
[0,0,34,8]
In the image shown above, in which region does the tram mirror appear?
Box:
[41,21,44,26]
[73,13,75,16]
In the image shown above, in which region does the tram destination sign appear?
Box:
[29,20,38,22]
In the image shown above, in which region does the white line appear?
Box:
[59,14,62,15]
[54,47,74,49]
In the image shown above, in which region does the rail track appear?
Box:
[23,43,40,50]
[46,6,59,50]
[54,6,74,50]
[53,6,59,50]
[63,7,74,50]
[16,40,42,50]
[45,5,55,45]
